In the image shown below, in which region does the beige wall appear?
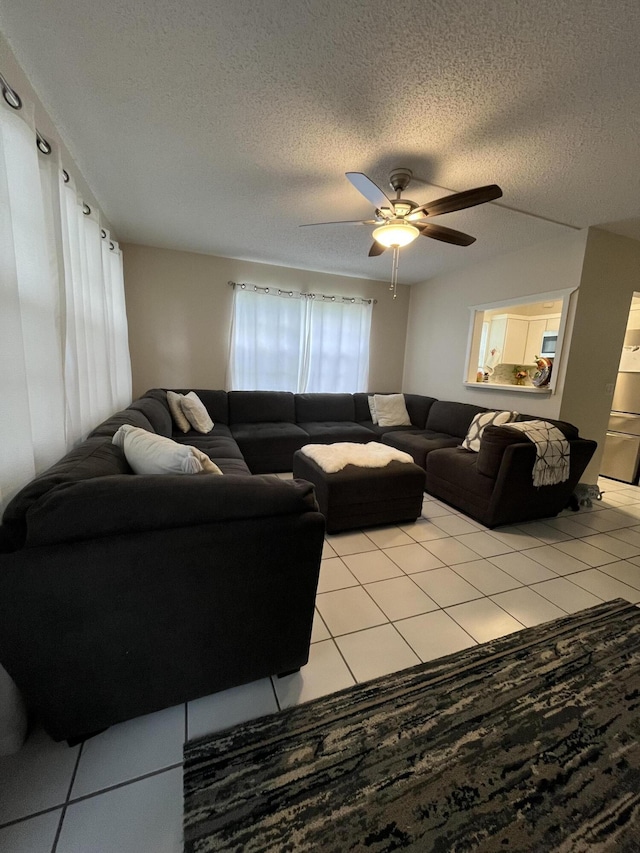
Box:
[403,230,589,419]
[559,229,640,480]
[122,244,410,398]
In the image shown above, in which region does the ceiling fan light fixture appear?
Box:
[372,219,420,248]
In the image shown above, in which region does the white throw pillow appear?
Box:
[373,394,411,427]
[368,395,378,424]
[112,425,222,475]
[180,391,214,434]
[167,391,191,433]
[461,410,519,452]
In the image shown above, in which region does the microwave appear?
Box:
[540,330,557,358]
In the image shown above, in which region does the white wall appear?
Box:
[123,243,410,398]
[403,230,588,419]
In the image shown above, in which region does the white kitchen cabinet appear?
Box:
[545,316,560,331]
[524,319,548,363]
[486,315,528,365]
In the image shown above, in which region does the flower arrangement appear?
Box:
[513,366,528,385]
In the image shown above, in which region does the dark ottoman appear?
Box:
[293,449,426,533]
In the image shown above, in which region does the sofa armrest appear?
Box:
[476,427,531,479]
[23,474,319,547]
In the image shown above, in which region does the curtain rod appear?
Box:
[228,281,376,305]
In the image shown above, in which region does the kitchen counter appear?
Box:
[463,381,552,394]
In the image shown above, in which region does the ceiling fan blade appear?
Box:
[368,241,386,257]
[299,219,379,227]
[345,172,391,209]
[419,222,476,246]
[410,184,502,219]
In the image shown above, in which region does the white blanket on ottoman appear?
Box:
[300,442,414,474]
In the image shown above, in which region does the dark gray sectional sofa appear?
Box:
[0,387,596,743]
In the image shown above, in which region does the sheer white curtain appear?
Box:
[229,286,372,392]
[0,94,132,511]
[0,97,66,512]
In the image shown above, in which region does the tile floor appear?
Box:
[2,475,640,852]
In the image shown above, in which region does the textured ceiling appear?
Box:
[1,0,639,284]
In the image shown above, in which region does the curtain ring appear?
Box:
[0,73,21,109]
[82,203,91,215]
[101,229,107,238]
[62,169,70,183]
[109,241,115,250]
[36,131,51,154]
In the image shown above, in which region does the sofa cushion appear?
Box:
[426,401,488,438]
[297,422,376,443]
[180,392,214,434]
[129,396,173,437]
[89,407,155,438]
[230,422,309,473]
[425,447,496,516]
[382,430,461,468]
[1,437,132,550]
[229,391,295,424]
[171,431,244,459]
[113,425,222,475]
[461,410,518,452]
[374,394,412,427]
[295,393,355,423]
[146,389,230,426]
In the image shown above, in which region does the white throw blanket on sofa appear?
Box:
[300,442,414,473]
[504,420,570,487]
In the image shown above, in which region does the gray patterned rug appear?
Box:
[183,600,640,852]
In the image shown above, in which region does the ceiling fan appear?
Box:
[300,169,502,297]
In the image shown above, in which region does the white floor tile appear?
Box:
[490,587,567,627]
[187,679,277,741]
[452,560,523,594]
[421,537,483,566]
[552,539,618,567]
[578,533,640,559]
[411,567,483,607]
[316,557,359,592]
[315,586,388,635]
[569,569,640,604]
[490,527,544,550]
[71,703,184,798]
[335,625,420,682]
[489,551,559,584]
[608,528,640,548]
[446,599,524,643]
[572,508,640,532]
[383,543,445,574]
[363,526,415,549]
[57,767,183,853]
[0,728,79,824]
[530,578,604,613]
[455,532,514,558]
[0,809,61,852]
[324,531,378,556]
[420,503,455,519]
[322,540,337,559]
[272,640,355,708]
[541,516,601,538]
[514,521,572,544]
[311,608,331,643]
[395,610,477,662]
[364,576,439,620]
[431,515,482,536]
[398,518,450,542]
[598,560,640,591]
[521,545,591,576]
[341,550,404,584]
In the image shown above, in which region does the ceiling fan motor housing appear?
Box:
[389,168,413,193]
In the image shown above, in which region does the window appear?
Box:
[229,286,372,392]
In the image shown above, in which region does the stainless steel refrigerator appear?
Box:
[601,330,640,483]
